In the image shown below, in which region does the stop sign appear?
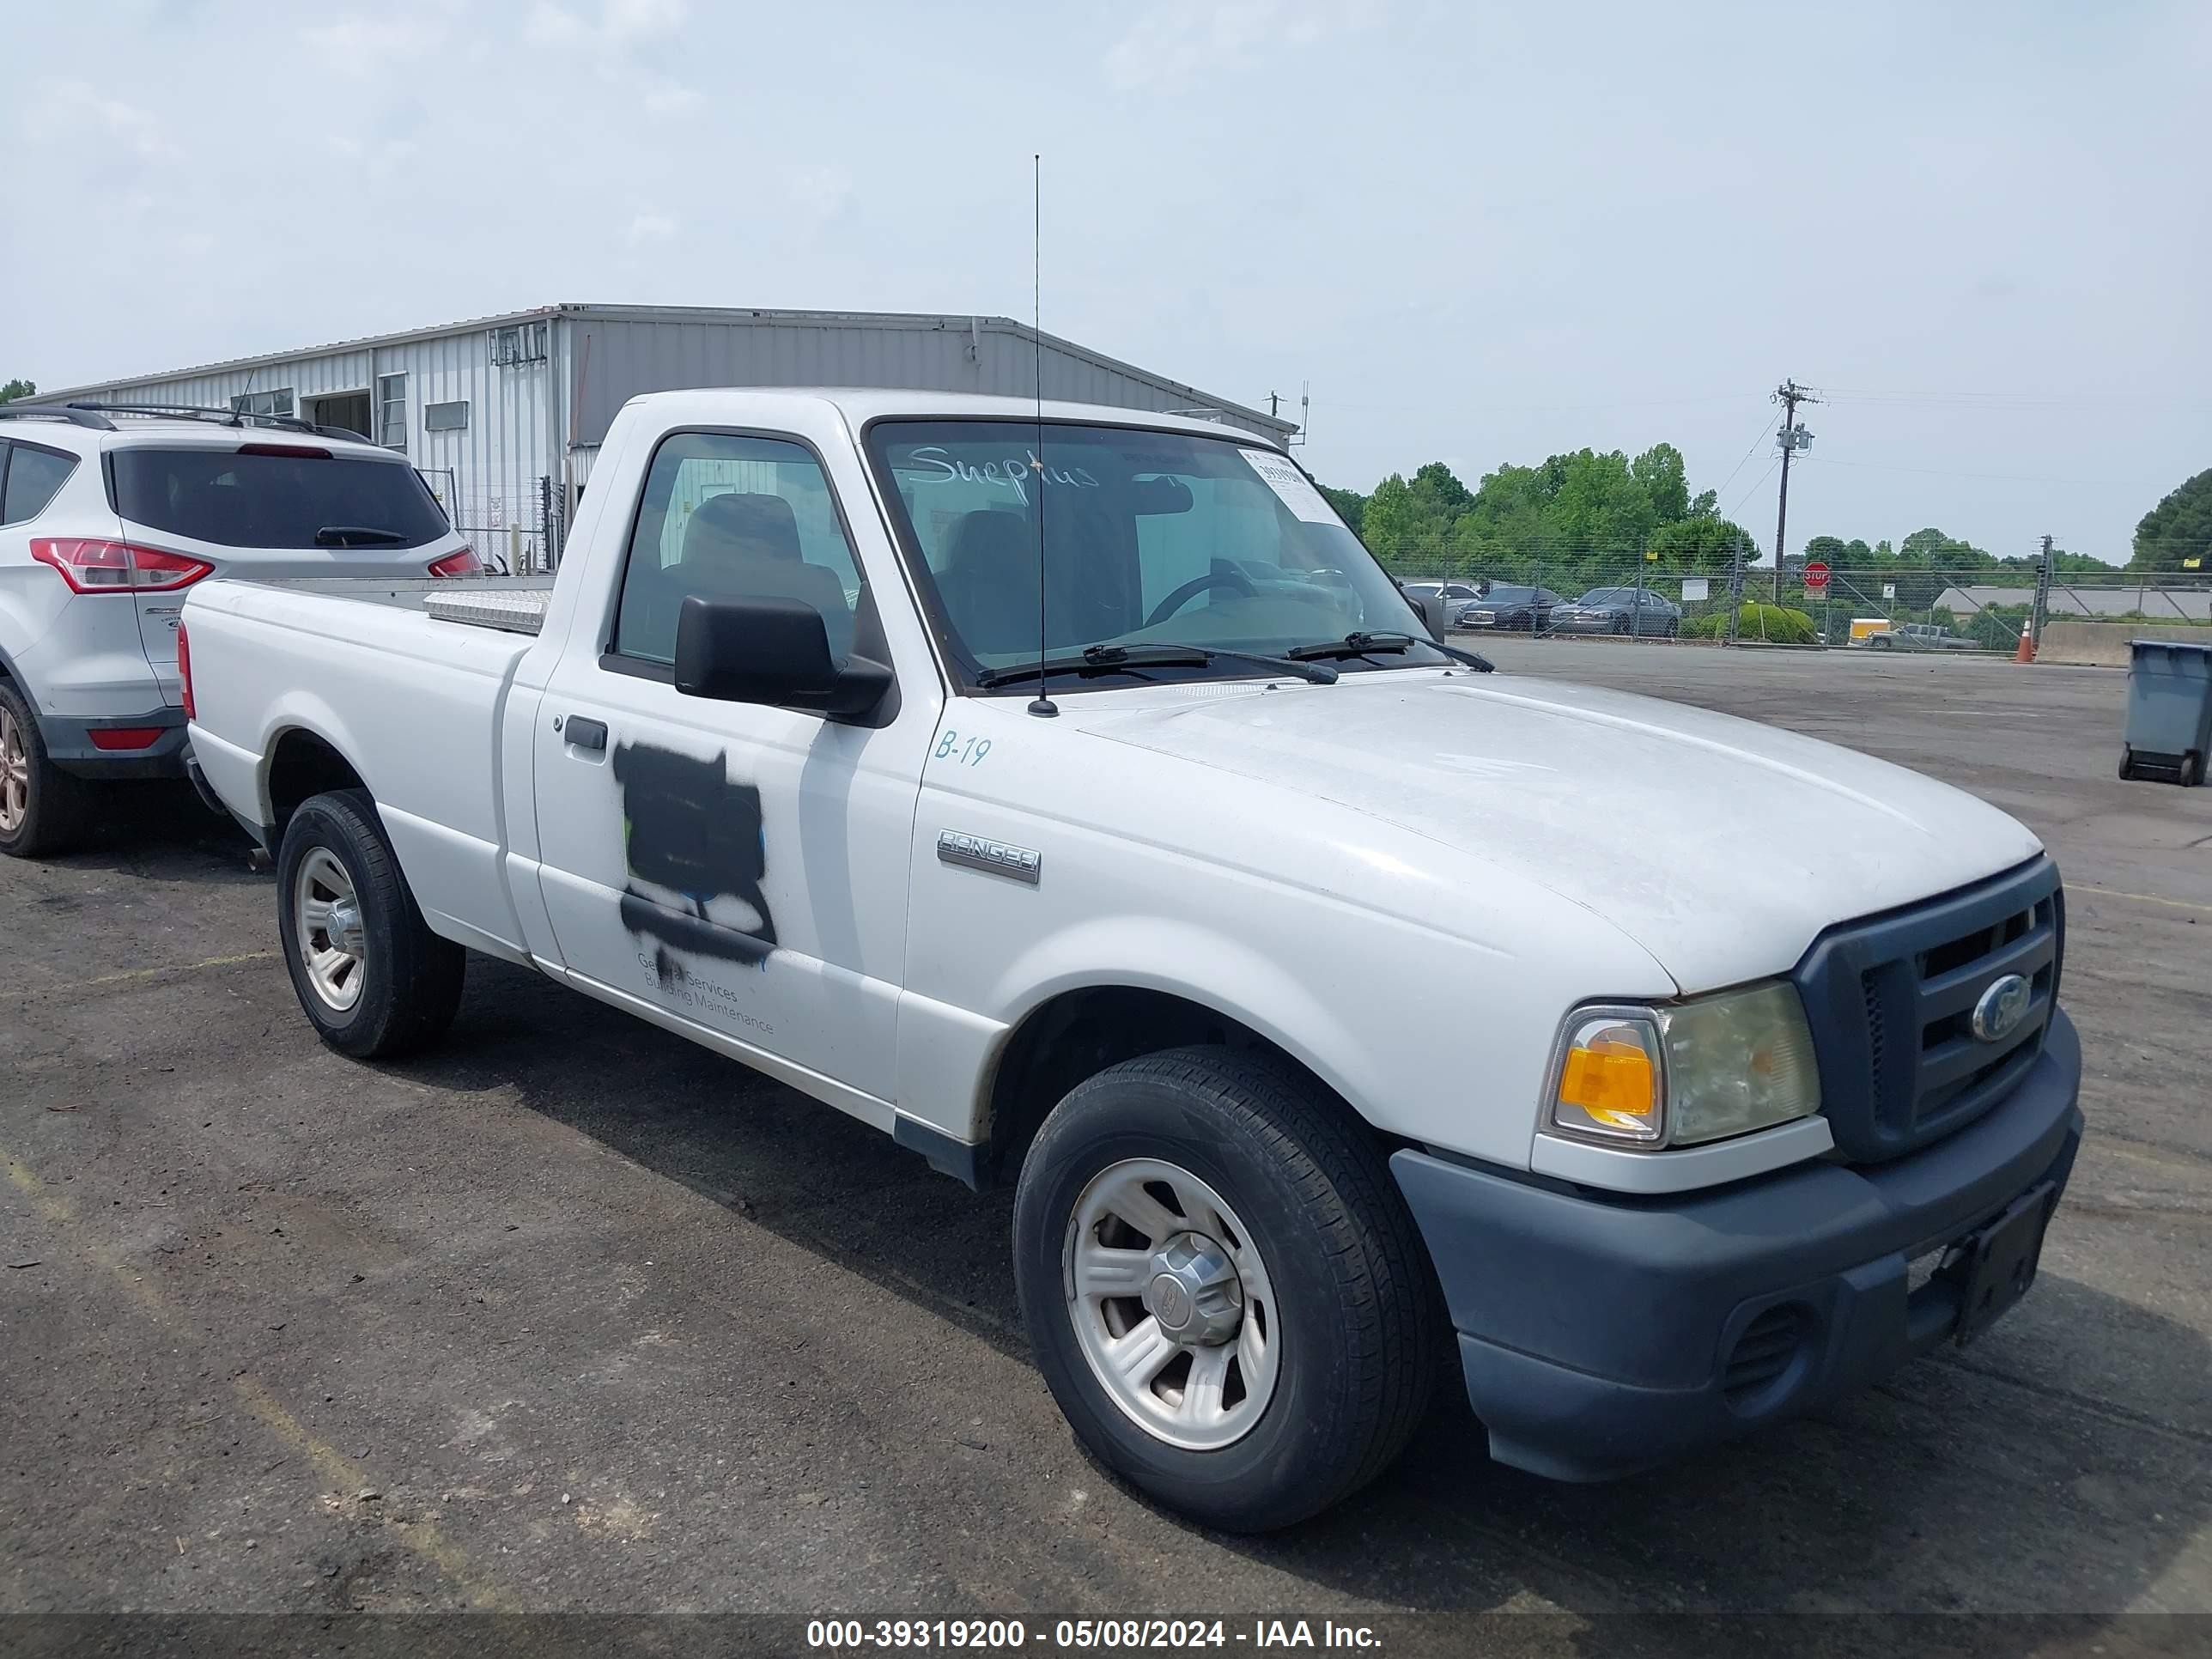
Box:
[1804,561,1831,592]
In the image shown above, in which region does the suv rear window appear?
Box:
[111,447,450,550]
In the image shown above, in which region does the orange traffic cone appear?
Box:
[2014,629,2036,664]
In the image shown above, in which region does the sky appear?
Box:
[5,0,2209,566]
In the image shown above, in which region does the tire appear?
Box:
[2183,751,2204,788]
[1012,1046,1440,1532]
[0,679,94,860]
[1613,617,1630,635]
[276,788,465,1059]
[2118,746,2135,781]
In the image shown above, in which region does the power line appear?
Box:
[1709,407,1782,504]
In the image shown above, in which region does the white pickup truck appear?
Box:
[182,389,2083,1530]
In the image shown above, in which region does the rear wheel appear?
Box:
[2118,746,2136,781]
[2183,751,2204,788]
[1012,1046,1440,1532]
[276,789,465,1058]
[0,681,93,860]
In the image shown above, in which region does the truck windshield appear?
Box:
[111,447,451,550]
[866,420,1444,689]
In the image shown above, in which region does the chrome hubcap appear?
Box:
[294,848,366,1012]
[1063,1158,1279,1451]
[0,708,27,835]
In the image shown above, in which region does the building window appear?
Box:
[230,388,295,420]
[376,374,408,451]
[489,322,548,366]
[423,399,469,432]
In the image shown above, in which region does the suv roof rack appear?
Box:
[0,404,117,430]
[57,401,369,443]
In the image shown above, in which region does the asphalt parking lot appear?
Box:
[4,642,2210,1638]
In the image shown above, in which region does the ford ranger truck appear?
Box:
[180,389,2083,1532]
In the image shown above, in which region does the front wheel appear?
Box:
[276,789,465,1058]
[1012,1047,1440,1532]
[2183,751,2204,788]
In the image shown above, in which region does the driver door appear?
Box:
[529,427,933,1106]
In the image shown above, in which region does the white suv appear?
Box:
[0,403,482,857]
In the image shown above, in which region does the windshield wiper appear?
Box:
[975,641,1338,690]
[314,525,410,547]
[1287,631,1494,672]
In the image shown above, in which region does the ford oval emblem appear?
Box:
[1971,974,2033,1043]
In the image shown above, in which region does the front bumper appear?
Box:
[1549,615,1620,633]
[1393,1009,2084,1482]
[40,708,191,780]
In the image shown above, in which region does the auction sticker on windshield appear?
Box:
[1240,448,1336,524]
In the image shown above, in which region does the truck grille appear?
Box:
[1792,858,2063,1163]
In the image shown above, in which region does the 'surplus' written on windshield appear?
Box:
[905,446,1100,507]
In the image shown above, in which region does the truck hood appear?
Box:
[1068,670,2044,993]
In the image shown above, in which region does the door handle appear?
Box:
[562,715,608,752]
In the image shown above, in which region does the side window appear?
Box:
[1,442,77,526]
[611,431,864,666]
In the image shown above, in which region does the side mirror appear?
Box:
[673,595,893,723]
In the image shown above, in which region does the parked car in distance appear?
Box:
[1455,584,1564,633]
[0,401,480,857]
[1401,580,1480,610]
[1867,622,1978,652]
[184,387,2081,1534]
[1551,585,1682,637]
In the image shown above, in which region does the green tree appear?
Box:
[0,379,34,404]
[1645,514,1757,571]
[1359,471,1458,571]
[1802,534,1850,568]
[2131,469,2212,574]
[1629,443,1692,524]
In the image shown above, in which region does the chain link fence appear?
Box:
[1393,548,2212,653]
[429,475,568,574]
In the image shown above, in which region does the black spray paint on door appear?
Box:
[611,742,777,985]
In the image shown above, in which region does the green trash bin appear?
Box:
[2119,639,2212,787]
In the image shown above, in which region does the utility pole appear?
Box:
[1771,380,1818,601]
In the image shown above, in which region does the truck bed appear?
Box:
[242,575,556,635]
[183,574,553,961]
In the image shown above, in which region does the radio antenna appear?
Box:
[1026,151,1057,719]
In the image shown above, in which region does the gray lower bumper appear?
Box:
[1394,1010,2085,1482]
[40,708,191,780]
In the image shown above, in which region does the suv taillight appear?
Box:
[177,624,196,720]
[428,545,482,579]
[31,538,215,594]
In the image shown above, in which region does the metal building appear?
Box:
[40,303,1297,569]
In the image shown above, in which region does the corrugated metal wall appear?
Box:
[569,314,1289,448]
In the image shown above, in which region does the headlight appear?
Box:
[1546,981,1820,1149]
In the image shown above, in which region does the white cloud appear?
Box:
[626,210,678,246]
[1105,0,1378,94]
[642,79,702,115]
[604,0,687,40]
[531,0,686,49]
[301,14,448,70]
[24,79,173,160]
